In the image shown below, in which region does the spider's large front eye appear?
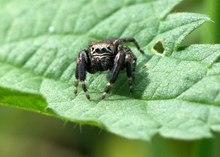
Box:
[95,49,101,52]
[101,48,107,52]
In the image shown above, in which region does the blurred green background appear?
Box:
[0,0,220,157]
[176,0,220,45]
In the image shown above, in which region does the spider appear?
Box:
[74,38,144,100]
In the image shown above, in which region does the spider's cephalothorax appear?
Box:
[74,38,144,100]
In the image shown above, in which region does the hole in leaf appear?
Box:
[153,41,165,54]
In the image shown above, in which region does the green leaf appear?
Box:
[0,0,220,141]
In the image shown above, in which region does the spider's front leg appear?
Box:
[102,51,126,99]
[114,38,145,54]
[125,51,137,92]
[74,50,91,100]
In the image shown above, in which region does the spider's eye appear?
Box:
[95,49,100,52]
[101,48,107,52]
[107,46,111,51]
[91,48,94,51]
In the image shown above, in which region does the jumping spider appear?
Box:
[74,38,144,100]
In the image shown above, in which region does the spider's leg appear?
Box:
[75,50,90,100]
[114,38,145,54]
[125,50,137,92]
[102,51,126,99]
[74,59,79,95]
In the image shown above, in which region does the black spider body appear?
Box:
[74,38,144,100]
